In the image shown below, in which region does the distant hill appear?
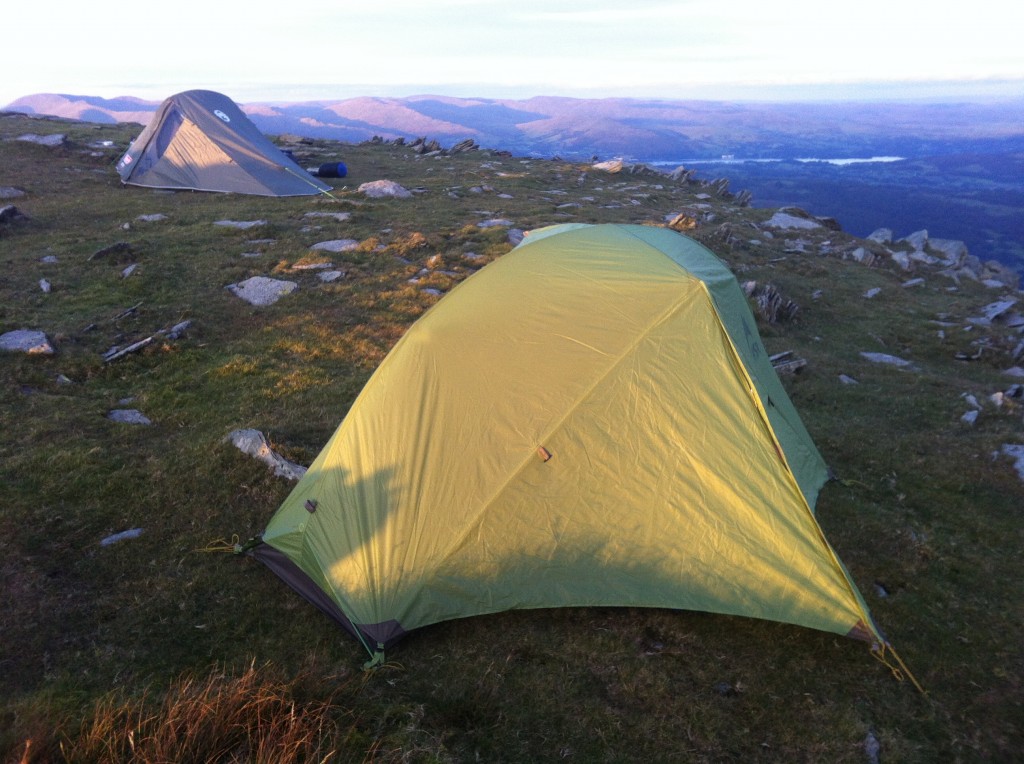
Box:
[8,91,1024,162]
[6,91,1024,273]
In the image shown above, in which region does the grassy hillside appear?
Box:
[1,113,1022,762]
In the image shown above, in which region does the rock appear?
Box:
[227,428,307,481]
[1001,444,1024,482]
[0,329,54,354]
[974,299,1018,324]
[961,410,979,425]
[88,241,133,261]
[839,374,859,385]
[100,528,144,546]
[39,279,51,293]
[448,138,479,154]
[121,263,138,278]
[478,218,514,228]
[865,730,881,764]
[592,159,625,173]
[867,228,893,244]
[850,246,879,265]
[227,276,298,306]
[319,270,345,283]
[310,238,359,252]
[136,213,168,223]
[508,228,525,246]
[889,251,912,271]
[303,211,352,222]
[107,409,152,425]
[16,133,65,146]
[929,238,968,266]
[214,219,266,229]
[165,321,192,340]
[900,229,929,251]
[742,281,799,323]
[902,278,925,288]
[864,287,881,299]
[1003,366,1024,378]
[860,352,914,368]
[358,180,411,198]
[765,211,822,230]
[0,204,30,225]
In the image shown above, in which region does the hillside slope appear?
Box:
[1,113,1022,762]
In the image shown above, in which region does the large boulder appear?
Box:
[0,329,54,354]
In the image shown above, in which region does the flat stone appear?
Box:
[107,409,152,425]
[358,180,411,198]
[16,133,65,146]
[765,212,822,230]
[304,211,352,222]
[214,219,266,229]
[0,329,54,354]
[310,239,359,252]
[227,276,298,306]
[860,351,914,368]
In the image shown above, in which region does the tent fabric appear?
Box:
[254,223,881,656]
[116,90,331,196]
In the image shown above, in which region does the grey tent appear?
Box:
[116,90,331,197]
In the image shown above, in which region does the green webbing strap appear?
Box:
[362,642,386,671]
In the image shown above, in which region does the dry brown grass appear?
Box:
[24,662,361,763]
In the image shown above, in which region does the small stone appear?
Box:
[961,410,979,425]
[39,279,51,293]
[839,374,859,385]
[860,352,914,368]
[214,219,266,229]
[1002,444,1024,482]
[310,239,359,252]
[226,276,298,306]
[107,409,152,425]
[303,211,351,222]
[863,288,881,299]
[100,528,144,546]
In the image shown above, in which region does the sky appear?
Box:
[3,0,1023,107]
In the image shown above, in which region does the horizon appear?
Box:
[3,0,1022,109]
[6,77,1024,112]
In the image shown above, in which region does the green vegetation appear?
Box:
[1,113,1022,762]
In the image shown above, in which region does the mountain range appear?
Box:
[6,91,1024,273]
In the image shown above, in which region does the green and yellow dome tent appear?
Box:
[243,223,915,684]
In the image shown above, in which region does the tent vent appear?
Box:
[537,446,553,463]
[305,499,318,513]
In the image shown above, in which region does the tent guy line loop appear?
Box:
[871,642,927,695]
